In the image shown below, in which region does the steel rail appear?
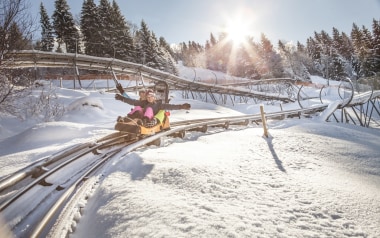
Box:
[31,148,123,238]
[0,134,129,211]
[0,132,129,194]
[0,142,94,193]
[0,104,335,237]
[5,50,294,103]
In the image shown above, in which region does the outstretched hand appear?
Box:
[115,93,124,101]
[181,103,191,110]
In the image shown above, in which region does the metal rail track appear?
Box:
[5,50,294,103]
[6,51,379,126]
[0,132,135,237]
[0,105,328,238]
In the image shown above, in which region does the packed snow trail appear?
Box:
[72,121,380,238]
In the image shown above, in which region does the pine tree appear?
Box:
[372,19,380,75]
[205,33,220,70]
[81,0,102,56]
[295,41,314,79]
[177,42,187,62]
[278,40,296,77]
[39,3,54,52]
[333,28,354,61]
[329,28,346,80]
[217,32,231,73]
[110,0,135,61]
[151,32,174,72]
[209,33,217,47]
[159,37,178,74]
[159,36,176,59]
[351,23,375,77]
[52,0,80,53]
[97,0,114,57]
[350,23,363,77]
[258,33,283,78]
[7,23,29,52]
[306,36,321,63]
[362,25,375,75]
[242,37,260,79]
[136,20,160,68]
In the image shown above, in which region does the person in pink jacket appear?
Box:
[115,89,190,126]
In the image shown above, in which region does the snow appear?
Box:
[0,71,379,237]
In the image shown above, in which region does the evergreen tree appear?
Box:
[333,28,354,60]
[159,36,176,59]
[182,41,197,67]
[306,36,321,63]
[7,23,30,52]
[159,36,178,74]
[209,33,217,47]
[297,41,305,52]
[296,41,314,78]
[97,0,114,57]
[329,28,346,80]
[350,23,364,77]
[152,32,167,70]
[177,42,188,64]
[39,3,54,52]
[52,0,80,53]
[278,40,296,78]
[136,20,160,69]
[229,42,253,78]
[217,32,231,73]
[81,0,102,56]
[258,33,283,78]
[0,0,33,60]
[242,37,261,79]
[362,25,375,75]
[372,19,380,74]
[205,33,220,70]
[110,0,135,61]
[351,23,374,77]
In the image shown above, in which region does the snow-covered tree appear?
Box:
[373,19,380,73]
[80,0,102,56]
[96,0,114,57]
[278,40,310,80]
[135,20,165,69]
[52,0,80,53]
[159,37,178,75]
[38,3,54,52]
[109,0,135,61]
[257,33,283,78]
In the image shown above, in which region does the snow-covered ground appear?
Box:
[0,72,379,237]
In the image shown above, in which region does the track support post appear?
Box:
[260,105,269,138]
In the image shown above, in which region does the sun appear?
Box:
[224,17,251,46]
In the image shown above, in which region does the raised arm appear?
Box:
[160,102,191,110]
[115,94,143,106]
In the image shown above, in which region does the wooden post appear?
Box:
[260,105,269,138]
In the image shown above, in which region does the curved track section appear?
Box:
[0,133,135,237]
[6,50,293,103]
[0,107,330,237]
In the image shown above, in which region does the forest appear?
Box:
[1,0,380,84]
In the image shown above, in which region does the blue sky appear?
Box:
[32,0,380,45]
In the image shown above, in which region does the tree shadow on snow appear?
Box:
[264,136,287,173]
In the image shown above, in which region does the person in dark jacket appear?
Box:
[115,89,190,125]
[127,89,147,119]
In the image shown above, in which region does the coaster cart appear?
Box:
[114,81,171,146]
